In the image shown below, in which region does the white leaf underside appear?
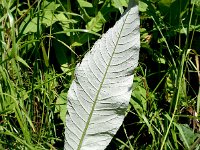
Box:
[65,4,140,150]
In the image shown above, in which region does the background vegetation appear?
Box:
[0,0,200,149]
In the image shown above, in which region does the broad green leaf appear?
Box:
[131,77,147,113]
[20,0,72,34]
[139,1,148,12]
[41,11,57,27]
[22,13,76,34]
[178,124,199,148]
[55,91,68,123]
[86,11,106,32]
[158,0,175,7]
[74,1,116,46]
[111,0,128,14]
[65,2,140,150]
[21,17,37,34]
[43,0,60,10]
[85,1,115,33]
[77,0,93,8]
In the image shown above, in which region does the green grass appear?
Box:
[0,0,200,149]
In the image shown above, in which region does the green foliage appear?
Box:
[0,0,127,149]
[133,0,200,149]
[1,0,200,149]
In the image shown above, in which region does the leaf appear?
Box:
[178,124,199,147]
[131,77,147,113]
[111,0,128,14]
[15,56,31,69]
[19,1,69,34]
[64,2,140,150]
[55,91,68,123]
[86,1,116,33]
[40,41,49,67]
[19,15,37,34]
[77,0,93,8]
[139,1,148,12]
[86,11,106,32]
[192,0,200,15]
[43,0,60,10]
[0,66,16,114]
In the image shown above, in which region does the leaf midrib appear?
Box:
[77,9,132,150]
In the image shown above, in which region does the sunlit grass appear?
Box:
[1,0,200,149]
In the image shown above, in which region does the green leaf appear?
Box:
[19,0,62,34]
[139,1,148,12]
[41,11,57,27]
[40,41,49,67]
[65,3,140,149]
[22,17,37,34]
[131,77,147,113]
[158,0,175,7]
[85,1,116,33]
[192,0,200,5]
[111,0,128,14]
[15,56,31,69]
[77,0,93,8]
[192,0,200,15]
[43,0,60,10]
[86,11,106,32]
[178,124,199,147]
[55,91,68,123]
